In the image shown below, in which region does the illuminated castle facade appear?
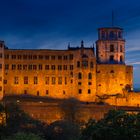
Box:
[0,27,133,102]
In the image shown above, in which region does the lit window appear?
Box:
[34,76,38,84]
[58,77,62,84]
[45,77,49,84]
[24,76,28,84]
[14,77,19,84]
[52,77,56,84]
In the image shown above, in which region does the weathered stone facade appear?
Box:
[0,27,135,102]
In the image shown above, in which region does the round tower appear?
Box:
[96,27,125,64]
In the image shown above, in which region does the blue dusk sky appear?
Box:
[0,0,140,87]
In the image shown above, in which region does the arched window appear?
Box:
[78,72,82,79]
[88,73,92,79]
[110,44,114,52]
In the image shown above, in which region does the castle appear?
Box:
[0,26,137,104]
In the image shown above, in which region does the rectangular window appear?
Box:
[28,65,32,70]
[58,56,62,60]
[24,76,28,84]
[18,55,22,59]
[38,64,42,70]
[5,64,9,70]
[79,89,82,94]
[63,55,68,60]
[23,55,27,59]
[58,65,62,70]
[24,90,27,94]
[58,77,62,84]
[51,65,55,70]
[12,64,16,70]
[88,89,91,94]
[45,55,49,60]
[34,76,38,84]
[45,65,49,70]
[69,54,73,60]
[88,82,92,85]
[23,65,27,70]
[14,77,19,84]
[5,54,9,59]
[33,65,37,70]
[12,55,16,59]
[0,53,2,58]
[4,80,7,84]
[28,55,32,60]
[78,82,81,85]
[45,77,49,84]
[17,64,22,70]
[51,56,55,60]
[63,65,67,70]
[33,55,37,60]
[39,55,43,59]
[52,77,56,84]
[70,65,73,70]
[0,86,2,91]
[46,90,49,95]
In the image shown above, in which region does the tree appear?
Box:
[59,98,80,122]
[4,132,44,140]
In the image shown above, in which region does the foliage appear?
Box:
[4,132,44,140]
[81,110,140,140]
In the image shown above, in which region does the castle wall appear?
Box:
[96,64,133,96]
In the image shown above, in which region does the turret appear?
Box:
[96,27,125,64]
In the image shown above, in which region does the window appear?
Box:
[5,54,9,59]
[109,31,115,39]
[24,90,27,94]
[34,76,38,84]
[79,89,82,94]
[82,61,88,68]
[0,53,2,58]
[78,82,81,85]
[70,65,73,70]
[110,70,114,73]
[118,31,122,38]
[90,62,94,68]
[0,86,2,91]
[101,31,106,39]
[28,65,32,70]
[17,64,22,70]
[39,55,43,59]
[63,55,68,60]
[45,65,49,70]
[77,61,80,68]
[51,65,55,70]
[88,82,92,85]
[110,44,114,52]
[78,72,82,79]
[23,65,27,70]
[14,77,19,84]
[33,65,37,70]
[120,45,123,52]
[88,89,91,94]
[58,65,62,70]
[0,77,2,81]
[63,90,65,95]
[51,56,55,60]
[12,55,16,59]
[120,56,123,62]
[46,90,49,95]
[24,76,28,84]
[45,77,49,84]
[63,65,67,70]
[110,55,114,61]
[45,55,49,60]
[65,77,67,85]
[37,91,39,96]
[69,54,73,60]
[88,73,92,79]
[4,80,7,84]
[18,55,22,59]
[58,56,62,60]
[58,77,62,84]
[70,72,73,77]
[12,64,16,70]
[33,55,37,60]
[5,64,9,70]
[0,64,2,69]
[28,55,32,60]
[23,55,27,59]
[38,64,42,70]
[71,79,73,84]
[52,77,56,84]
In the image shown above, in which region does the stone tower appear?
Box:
[96,27,125,64]
[0,41,4,100]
